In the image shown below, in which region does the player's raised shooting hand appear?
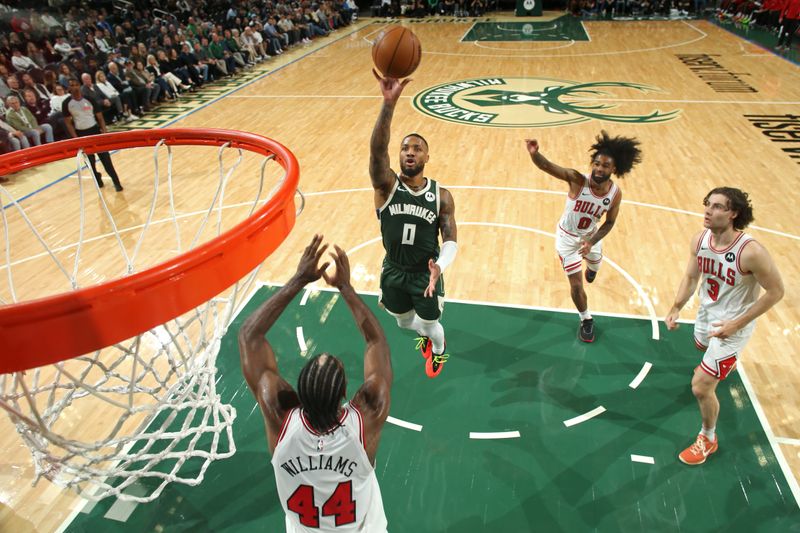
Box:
[294,234,329,284]
[424,259,441,298]
[373,68,411,103]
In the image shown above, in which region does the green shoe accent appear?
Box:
[432,353,449,364]
[414,336,428,351]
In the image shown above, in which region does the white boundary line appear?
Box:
[775,437,800,447]
[295,326,308,353]
[631,454,655,464]
[300,288,313,306]
[473,39,577,51]
[564,406,606,427]
[629,362,653,389]
[470,431,521,439]
[54,494,97,533]
[738,362,800,507]
[386,416,423,432]
[459,20,478,42]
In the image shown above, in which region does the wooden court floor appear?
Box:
[1,13,799,531]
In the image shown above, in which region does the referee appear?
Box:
[62,77,124,191]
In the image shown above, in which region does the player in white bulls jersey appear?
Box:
[666,188,784,466]
[526,131,642,342]
[239,235,392,531]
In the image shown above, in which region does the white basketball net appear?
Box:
[0,139,295,502]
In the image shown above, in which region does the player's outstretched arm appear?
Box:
[370,70,410,206]
[323,245,392,465]
[238,235,329,454]
[709,240,784,339]
[524,138,584,187]
[425,188,458,297]
[665,231,703,330]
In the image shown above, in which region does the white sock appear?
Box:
[700,426,716,441]
[579,310,592,321]
[417,320,445,354]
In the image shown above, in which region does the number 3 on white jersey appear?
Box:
[402,223,416,245]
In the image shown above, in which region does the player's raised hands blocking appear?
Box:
[373,68,411,103]
[424,259,441,298]
[322,244,352,290]
[295,234,329,284]
[525,139,540,156]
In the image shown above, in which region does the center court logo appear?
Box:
[412,77,680,128]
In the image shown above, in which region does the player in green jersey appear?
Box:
[369,70,459,379]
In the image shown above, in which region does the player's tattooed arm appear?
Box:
[439,188,458,242]
[369,101,396,196]
[370,72,410,204]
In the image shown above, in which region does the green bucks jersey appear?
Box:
[377,177,441,270]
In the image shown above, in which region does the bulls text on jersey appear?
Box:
[697,256,736,286]
[572,199,609,220]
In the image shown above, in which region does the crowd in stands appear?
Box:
[567,0,800,39]
[568,0,706,18]
[0,0,358,161]
[375,0,496,18]
[716,0,800,52]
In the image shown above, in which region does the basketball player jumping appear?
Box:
[369,70,458,378]
[525,132,642,342]
[666,188,784,465]
[239,235,392,531]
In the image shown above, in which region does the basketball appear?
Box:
[371,26,422,79]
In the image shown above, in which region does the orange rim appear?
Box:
[0,129,299,373]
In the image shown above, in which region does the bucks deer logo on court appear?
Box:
[413,77,679,128]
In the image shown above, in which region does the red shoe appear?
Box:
[415,336,432,359]
[678,434,718,465]
[425,343,448,378]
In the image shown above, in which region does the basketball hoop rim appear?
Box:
[0,128,299,374]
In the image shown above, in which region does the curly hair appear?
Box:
[297,353,347,434]
[704,187,755,230]
[589,130,642,177]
